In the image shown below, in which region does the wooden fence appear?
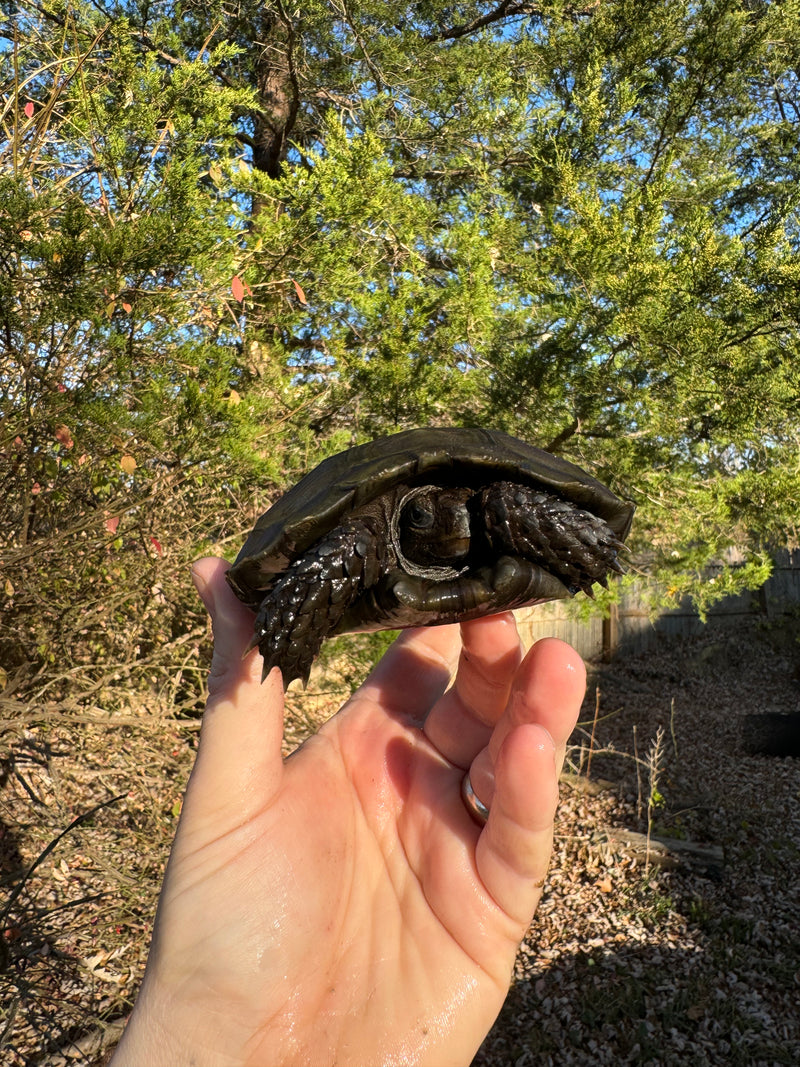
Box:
[515,549,800,662]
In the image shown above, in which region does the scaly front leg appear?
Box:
[482,481,625,596]
[251,519,382,689]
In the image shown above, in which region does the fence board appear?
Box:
[515,550,800,661]
[515,606,604,661]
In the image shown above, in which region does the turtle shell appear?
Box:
[227,426,634,610]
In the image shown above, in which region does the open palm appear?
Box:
[111,556,585,1067]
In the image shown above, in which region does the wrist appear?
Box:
[109,984,241,1067]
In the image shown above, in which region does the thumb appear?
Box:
[182,557,285,825]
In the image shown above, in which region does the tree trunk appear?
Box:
[251,8,299,185]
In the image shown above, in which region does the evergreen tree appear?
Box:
[3,0,800,677]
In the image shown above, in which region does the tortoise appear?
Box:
[226,427,634,688]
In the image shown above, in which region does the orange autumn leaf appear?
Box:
[231,275,245,303]
[292,278,308,305]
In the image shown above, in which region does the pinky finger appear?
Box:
[474,722,561,929]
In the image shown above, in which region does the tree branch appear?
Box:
[424,0,597,42]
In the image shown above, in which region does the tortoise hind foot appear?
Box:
[251,519,380,689]
[483,481,626,595]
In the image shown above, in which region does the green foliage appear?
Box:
[0,8,288,674]
[2,0,800,680]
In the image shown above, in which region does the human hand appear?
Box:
[110,556,585,1067]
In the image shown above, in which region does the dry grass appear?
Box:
[1,623,799,1066]
[0,672,202,1065]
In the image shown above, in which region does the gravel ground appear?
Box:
[475,623,800,1067]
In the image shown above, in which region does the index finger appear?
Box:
[355,622,463,723]
[422,612,524,769]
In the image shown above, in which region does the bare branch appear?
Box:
[424,0,598,42]
[423,1,543,42]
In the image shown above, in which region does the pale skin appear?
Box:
[110,556,586,1067]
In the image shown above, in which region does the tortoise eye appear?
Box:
[405,501,435,529]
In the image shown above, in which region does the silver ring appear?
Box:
[461,771,490,825]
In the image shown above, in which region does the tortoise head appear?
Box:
[390,485,473,579]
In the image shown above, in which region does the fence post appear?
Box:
[602,602,619,662]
